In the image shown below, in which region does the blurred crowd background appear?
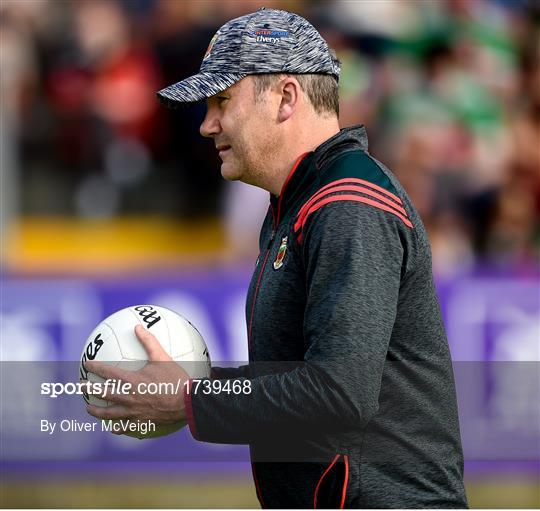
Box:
[1,0,539,508]
[1,0,538,273]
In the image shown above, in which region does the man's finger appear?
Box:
[84,381,135,405]
[134,324,170,362]
[83,361,132,382]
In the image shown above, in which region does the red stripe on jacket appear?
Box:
[302,176,403,211]
[296,194,413,243]
[340,455,349,509]
[313,454,349,509]
[294,183,409,232]
[313,454,340,509]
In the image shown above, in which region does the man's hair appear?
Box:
[252,73,339,117]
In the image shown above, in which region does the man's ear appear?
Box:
[277,77,301,122]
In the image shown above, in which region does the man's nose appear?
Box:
[200,109,221,138]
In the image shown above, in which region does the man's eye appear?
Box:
[217,96,229,104]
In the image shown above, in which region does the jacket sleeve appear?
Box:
[210,365,250,380]
[185,201,409,444]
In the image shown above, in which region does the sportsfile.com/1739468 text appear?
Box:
[40,378,252,399]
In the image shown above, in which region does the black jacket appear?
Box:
[184,126,468,508]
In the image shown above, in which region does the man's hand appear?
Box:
[84,324,189,427]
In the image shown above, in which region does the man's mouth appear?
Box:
[216,144,231,156]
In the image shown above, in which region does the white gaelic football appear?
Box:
[79,305,211,438]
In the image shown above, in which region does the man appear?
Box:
[86,8,468,509]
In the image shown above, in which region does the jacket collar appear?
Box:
[313,124,368,169]
[270,125,369,226]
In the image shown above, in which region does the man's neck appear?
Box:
[268,118,340,197]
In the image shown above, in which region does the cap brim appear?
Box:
[156,72,247,108]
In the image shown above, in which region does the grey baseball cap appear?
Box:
[157,7,341,107]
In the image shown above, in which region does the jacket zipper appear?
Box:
[247,229,274,351]
[247,152,309,352]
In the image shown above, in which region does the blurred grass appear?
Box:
[1,479,259,508]
[466,477,540,509]
[1,477,538,508]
